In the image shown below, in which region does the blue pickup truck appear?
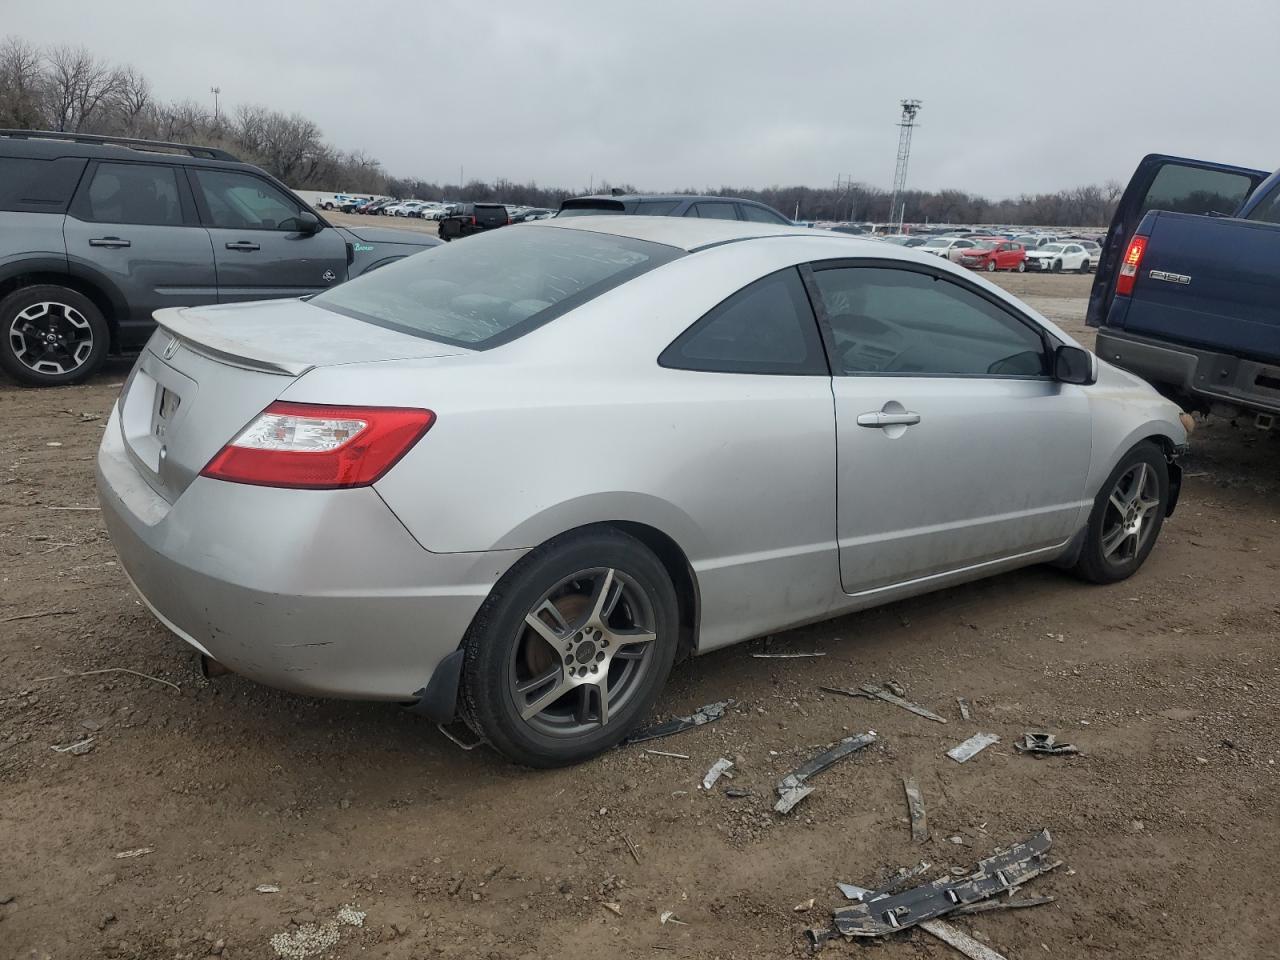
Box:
[1088,154,1280,426]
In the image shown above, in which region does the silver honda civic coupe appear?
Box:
[97,217,1188,766]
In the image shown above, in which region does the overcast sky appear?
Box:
[7,0,1279,196]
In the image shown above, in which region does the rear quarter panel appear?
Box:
[0,212,68,274]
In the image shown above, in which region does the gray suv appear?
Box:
[0,130,440,386]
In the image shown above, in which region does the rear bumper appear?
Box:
[96,406,524,701]
[1095,329,1280,416]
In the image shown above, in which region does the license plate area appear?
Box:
[121,350,197,478]
[154,387,181,441]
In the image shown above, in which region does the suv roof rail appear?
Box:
[0,128,239,162]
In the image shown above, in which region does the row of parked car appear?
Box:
[839,228,1103,274]
[318,194,556,223]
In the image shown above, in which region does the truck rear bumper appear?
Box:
[1094,329,1280,417]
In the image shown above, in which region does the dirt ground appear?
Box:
[2,270,1278,960]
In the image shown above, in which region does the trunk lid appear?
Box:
[116,298,464,504]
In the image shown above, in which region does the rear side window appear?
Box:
[85,162,183,226]
[690,202,739,220]
[0,157,86,213]
[313,226,681,348]
[635,200,680,216]
[1140,164,1255,217]
[557,200,626,217]
[659,268,826,375]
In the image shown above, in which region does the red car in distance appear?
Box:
[958,239,1027,273]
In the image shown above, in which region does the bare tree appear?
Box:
[0,36,48,128]
[44,44,124,131]
[112,65,151,134]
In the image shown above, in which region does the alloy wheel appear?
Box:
[1100,462,1161,563]
[9,301,95,376]
[509,567,658,737]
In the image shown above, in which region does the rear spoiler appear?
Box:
[153,307,313,377]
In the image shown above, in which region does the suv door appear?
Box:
[807,261,1092,594]
[1087,155,1268,328]
[64,160,217,348]
[187,167,348,302]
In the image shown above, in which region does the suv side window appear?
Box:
[85,162,183,226]
[739,203,790,224]
[659,267,827,375]
[635,200,680,216]
[0,157,87,213]
[812,265,1048,378]
[690,202,740,221]
[191,169,304,230]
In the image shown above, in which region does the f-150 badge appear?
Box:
[1149,270,1191,285]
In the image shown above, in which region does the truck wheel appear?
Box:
[0,285,110,387]
[986,260,997,272]
[1072,442,1169,584]
[322,202,334,211]
[459,527,679,767]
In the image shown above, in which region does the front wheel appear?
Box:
[1052,259,1063,273]
[986,259,997,272]
[0,285,110,386]
[1073,442,1169,584]
[1016,260,1026,273]
[460,528,679,767]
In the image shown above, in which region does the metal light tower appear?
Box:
[889,99,922,231]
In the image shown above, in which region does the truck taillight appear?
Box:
[1116,235,1148,296]
[201,402,435,489]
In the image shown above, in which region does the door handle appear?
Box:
[88,237,131,248]
[225,241,261,251]
[856,411,922,428]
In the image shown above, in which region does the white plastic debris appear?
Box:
[255,883,281,894]
[114,847,153,859]
[702,757,734,790]
[947,733,1000,763]
[269,904,365,960]
[659,910,688,925]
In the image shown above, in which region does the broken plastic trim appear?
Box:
[625,699,732,744]
[775,732,876,814]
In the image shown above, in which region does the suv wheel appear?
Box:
[0,285,109,387]
[460,528,679,767]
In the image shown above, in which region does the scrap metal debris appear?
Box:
[902,777,929,843]
[947,732,1000,763]
[957,697,973,721]
[33,666,180,692]
[1015,733,1080,756]
[794,898,816,912]
[820,684,947,723]
[919,919,1010,960]
[953,894,1056,916]
[51,737,95,755]
[832,829,1056,938]
[643,749,690,760]
[752,652,827,659]
[702,757,734,790]
[622,833,642,865]
[601,901,623,917]
[113,847,153,860]
[774,732,877,814]
[255,884,282,894]
[725,786,752,798]
[627,700,732,744]
[659,910,688,925]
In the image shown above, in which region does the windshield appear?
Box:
[1039,243,1065,253]
[312,225,682,348]
[971,240,996,251]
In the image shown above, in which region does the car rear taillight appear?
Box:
[471,216,477,226]
[1115,235,1148,296]
[201,402,435,489]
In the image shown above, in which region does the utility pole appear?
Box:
[210,86,221,123]
[889,99,922,232]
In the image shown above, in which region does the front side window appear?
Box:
[812,265,1048,378]
[659,267,826,375]
[313,226,681,348]
[86,162,183,226]
[192,169,304,230]
[739,203,789,224]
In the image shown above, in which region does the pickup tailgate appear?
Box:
[1120,211,1280,365]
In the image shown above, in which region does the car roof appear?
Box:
[568,194,769,205]
[530,214,847,252]
[0,131,260,173]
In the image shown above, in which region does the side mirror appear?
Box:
[295,211,323,234]
[1054,344,1097,385]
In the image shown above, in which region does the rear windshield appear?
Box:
[558,200,627,217]
[312,225,681,348]
[0,156,87,213]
